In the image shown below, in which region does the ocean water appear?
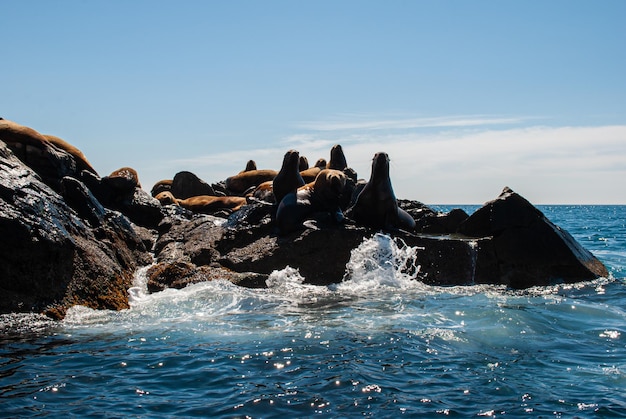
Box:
[1,205,625,418]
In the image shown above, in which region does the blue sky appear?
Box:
[3,0,625,204]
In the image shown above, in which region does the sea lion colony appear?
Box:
[0,118,410,235]
[156,146,411,235]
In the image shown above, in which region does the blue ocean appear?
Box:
[1,205,625,418]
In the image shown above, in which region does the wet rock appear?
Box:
[146,262,267,293]
[82,169,164,229]
[0,140,151,318]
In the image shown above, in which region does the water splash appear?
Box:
[468,239,479,285]
[337,233,422,293]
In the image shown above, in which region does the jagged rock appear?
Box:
[82,169,164,229]
[0,140,151,318]
[151,187,608,291]
[171,171,215,199]
[457,187,608,288]
[146,262,266,292]
[415,207,470,234]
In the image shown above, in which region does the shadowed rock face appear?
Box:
[457,187,608,288]
[0,140,152,318]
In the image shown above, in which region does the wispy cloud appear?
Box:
[165,121,626,204]
[296,114,534,131]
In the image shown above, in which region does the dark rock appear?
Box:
[119,188,164,229]
[415,207,470,234]
[60,176,107,227]
[102,167,141,195]
[458,187,608,288]
[0,140,151,318]
[82,169,164,229]
[146,262,266,293]
[151,185,608,292]
[171,171,215,199]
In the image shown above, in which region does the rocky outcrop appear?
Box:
[0,119,610,320]
[456,187,608,288]
[0,140,152,319]
[148,187,608,291]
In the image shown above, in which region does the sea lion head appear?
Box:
[314,169,347,205]
[155,191,178,206]
[298,155,309,171]
[244,160,257,172]
[281,149,300,171]
[370,152,390,184]
[327,144,348,170]
[314,158,327,168]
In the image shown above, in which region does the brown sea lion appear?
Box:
[226,169,278,194]
[346,152,416,231]
[272,149,305,205]
[155,191,178,206]
[251,180,274,203]
[326,144,348,170]
[43,134,98,175]
[151,179,173,197]
[102,167,141,196]
[177,195,247,214]
[0,119,98,177]
[314,158,327,168]
[300,166,322,183]
[276,169,347,234]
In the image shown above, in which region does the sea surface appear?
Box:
[1,205,625,418]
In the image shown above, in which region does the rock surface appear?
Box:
[0,140,151,318]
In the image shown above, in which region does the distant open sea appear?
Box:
[1,205,625,418]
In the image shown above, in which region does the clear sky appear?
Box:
[2,0,625,204]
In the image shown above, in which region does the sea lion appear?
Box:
[251,180,274,203]
[155,191,178,206]
[346,152,416,231]
[103,167,141,194]
[276,169,347,234]
[177,195,247,214]
[242,160,257,172]
[272,149,305,205]
[314,158,327,168]
[226,169,278,194]
[151,179,173,197]
[299,155,309,171]
[300,166,322,183]
[0,119,98,177]
[300,157,329,182]
[326,144,348,170]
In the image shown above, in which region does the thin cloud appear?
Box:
[161,123,626,204]
[296,114,533,131]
